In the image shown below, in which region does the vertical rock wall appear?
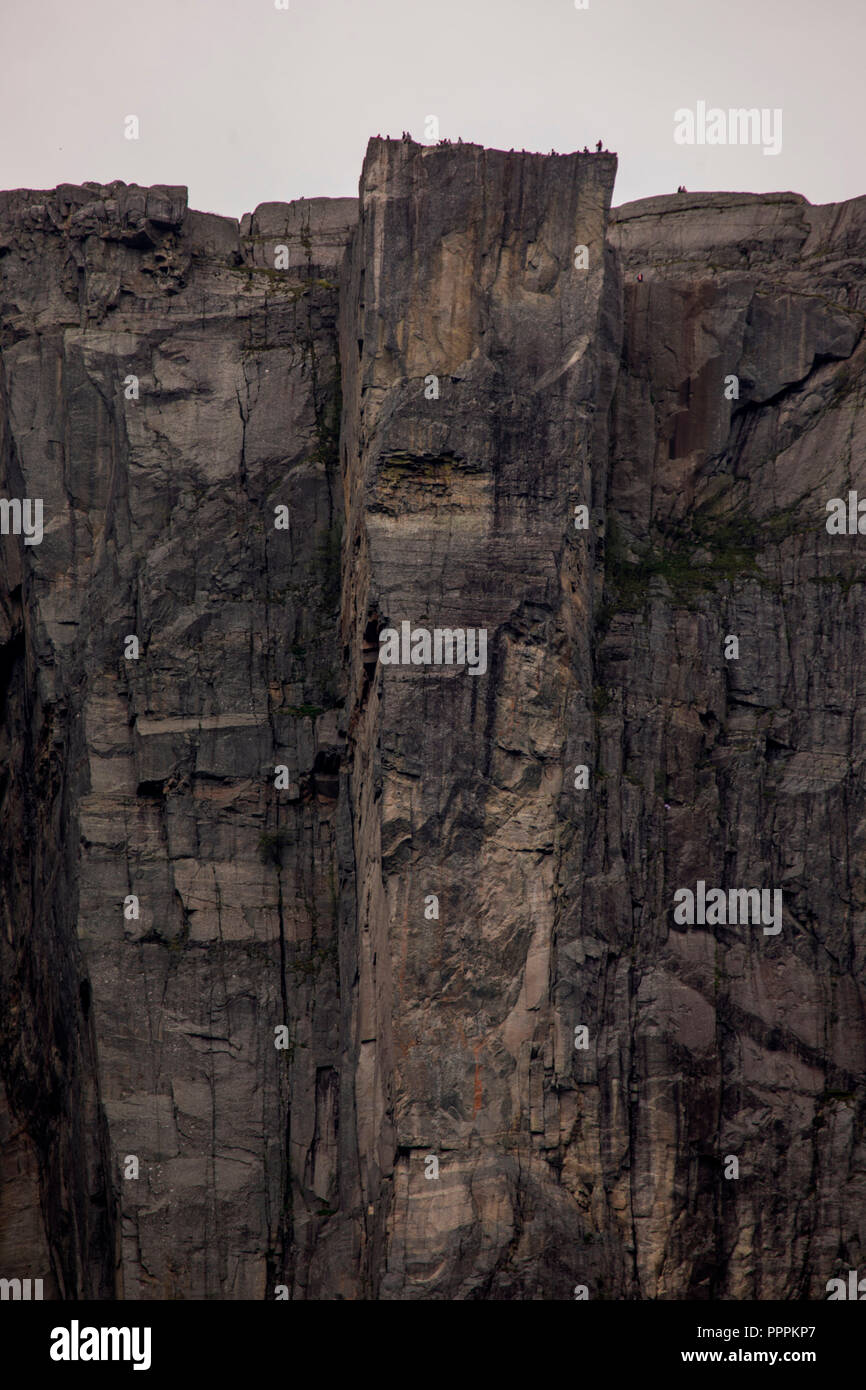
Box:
[0,183,360,1297]
[0,149,864,1299]
[340,139,619,1296]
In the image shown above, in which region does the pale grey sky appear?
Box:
[2,0,863,216]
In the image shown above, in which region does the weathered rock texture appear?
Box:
[0,144,864,1299]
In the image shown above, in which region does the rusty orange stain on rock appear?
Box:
[472,1040,483,1117]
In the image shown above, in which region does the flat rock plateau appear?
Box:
[0,139,864,1299]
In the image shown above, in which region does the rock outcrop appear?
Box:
[0,144,864,1299]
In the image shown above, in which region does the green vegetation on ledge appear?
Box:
[602,500,809,616]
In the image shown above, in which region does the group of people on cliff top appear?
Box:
[377,132,614,155]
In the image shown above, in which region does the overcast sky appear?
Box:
[2,0,862,218]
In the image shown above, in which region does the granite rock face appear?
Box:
[0,179,356,1298]
[0,146,864,1299]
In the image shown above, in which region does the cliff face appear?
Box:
[0,144,864,1300]
[0,181,356,1298]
